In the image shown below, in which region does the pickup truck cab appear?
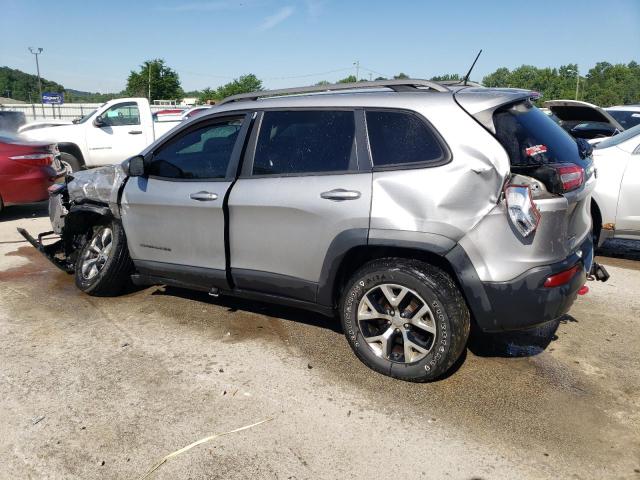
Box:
[21,98,180,172]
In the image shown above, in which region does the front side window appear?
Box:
[365,110,446,167]
[252,110,355,175]
[102,102,140,126]
[147,118,242,179]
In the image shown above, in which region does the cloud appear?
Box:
[304,0,324,18]
[258,6,295,31]
[157,1,241,12]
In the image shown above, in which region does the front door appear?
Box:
[228,109,372,303]
[86,101,149,165]
[616,145,640,236]
[121,114,250,289]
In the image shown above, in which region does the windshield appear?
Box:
[594,123,640,149]
[75,107,101,124]
[607,109,640,130]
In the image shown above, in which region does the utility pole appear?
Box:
[575,66,580,100]
[29,47,44,116]
[353,60,360,81]
[148,61,152,102]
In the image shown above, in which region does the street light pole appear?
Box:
[29,47,44,116]
[575,66,580,101]
[353,60,360,81]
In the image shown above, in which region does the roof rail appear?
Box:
[218,79,450,105]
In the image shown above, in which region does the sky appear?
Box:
[1,0,639,93]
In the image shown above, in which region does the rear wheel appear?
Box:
[339,258,470,382]
[60,152,82,173]
[74,221,132,296]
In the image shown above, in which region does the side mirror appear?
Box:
[93,115,105,127]
[125,155,145,177]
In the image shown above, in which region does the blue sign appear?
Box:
[42,92,64,104]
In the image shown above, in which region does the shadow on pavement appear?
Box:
[153,285,344,334]
[468,316,574,358]
[0,202,48,222]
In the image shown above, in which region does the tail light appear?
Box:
[9,152,54,166]
[505,185,541,237]
[555,163,584,192]
[543,264,582,288]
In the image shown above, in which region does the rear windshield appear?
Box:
[493,101,585,166]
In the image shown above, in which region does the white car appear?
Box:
[22,98,181,171]
[606,105,640,131]
[544,100,624,142]
[591,124,640,245]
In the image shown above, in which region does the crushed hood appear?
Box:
[67,164,127,209]
[543,100,624,131]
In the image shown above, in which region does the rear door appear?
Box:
[121,114,251,289]
[616,136,640,236]
[228,109,371,304]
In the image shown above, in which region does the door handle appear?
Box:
[190,191,218,201]
[320,188,361,201]
[128,130,143,135]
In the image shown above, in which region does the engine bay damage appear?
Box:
[17,165,128,273]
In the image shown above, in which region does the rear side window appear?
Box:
[493,102,585,166]
[365,110,446,167]
[252,110,355,175]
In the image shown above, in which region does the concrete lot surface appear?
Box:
[1,204,639,479]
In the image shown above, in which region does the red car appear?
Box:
[0,135,65,213]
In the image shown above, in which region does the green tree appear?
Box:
[200,74,262,102]
[125,59,183,102]
[315,80,331,86]
[430,73,461,82]
[337,75,357,83]
[394,72,410,79]
[0,66,65,102]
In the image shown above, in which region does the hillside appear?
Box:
[0,66,120,103]
[0,66,65,102]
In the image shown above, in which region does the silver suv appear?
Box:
[22,80,609,382]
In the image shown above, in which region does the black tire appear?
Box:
[339,258,470,382]
[591,200,602,248]
[60,152,82,173]
[74,221,133,296]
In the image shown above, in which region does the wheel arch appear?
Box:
[58,142,86,167]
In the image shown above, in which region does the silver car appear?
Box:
[21,79,608,382]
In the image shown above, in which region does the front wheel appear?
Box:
[339,258,470,382]
[74,221,133,296]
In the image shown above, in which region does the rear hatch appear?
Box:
[492,100,595,254]
[544,100,624,139]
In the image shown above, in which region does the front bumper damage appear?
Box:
[17,164,128,273]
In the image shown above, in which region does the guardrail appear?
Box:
[0,103,184,122]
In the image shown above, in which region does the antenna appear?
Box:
[463,49,483,86]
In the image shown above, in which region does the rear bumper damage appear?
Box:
[447,235,609,332]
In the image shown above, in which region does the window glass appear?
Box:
[148,118,242,179]
[493,102,587,167]
[102,102,140,126]
[252,110,355,175]
[607,110,640,130]
[366,111,445,167]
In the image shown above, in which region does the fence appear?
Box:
[0,103,181,123]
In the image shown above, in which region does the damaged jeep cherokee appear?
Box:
[20,80,609,382]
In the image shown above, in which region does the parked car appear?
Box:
[0,111,27,132]
[605,105,640,130]
[591,123,640,245]
[21,80,608,382]
[543,99,624,141]
[0,135,64,213]
[21,98,182,172]
[152,108,186,122]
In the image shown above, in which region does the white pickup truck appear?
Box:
[21,98,181,171]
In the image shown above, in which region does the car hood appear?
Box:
[543,100,625,131]
[20,123,80,143]
[67,164,127,210]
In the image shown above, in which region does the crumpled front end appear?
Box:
[18,164,128,272]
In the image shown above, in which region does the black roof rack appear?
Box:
[218,79,450,105]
